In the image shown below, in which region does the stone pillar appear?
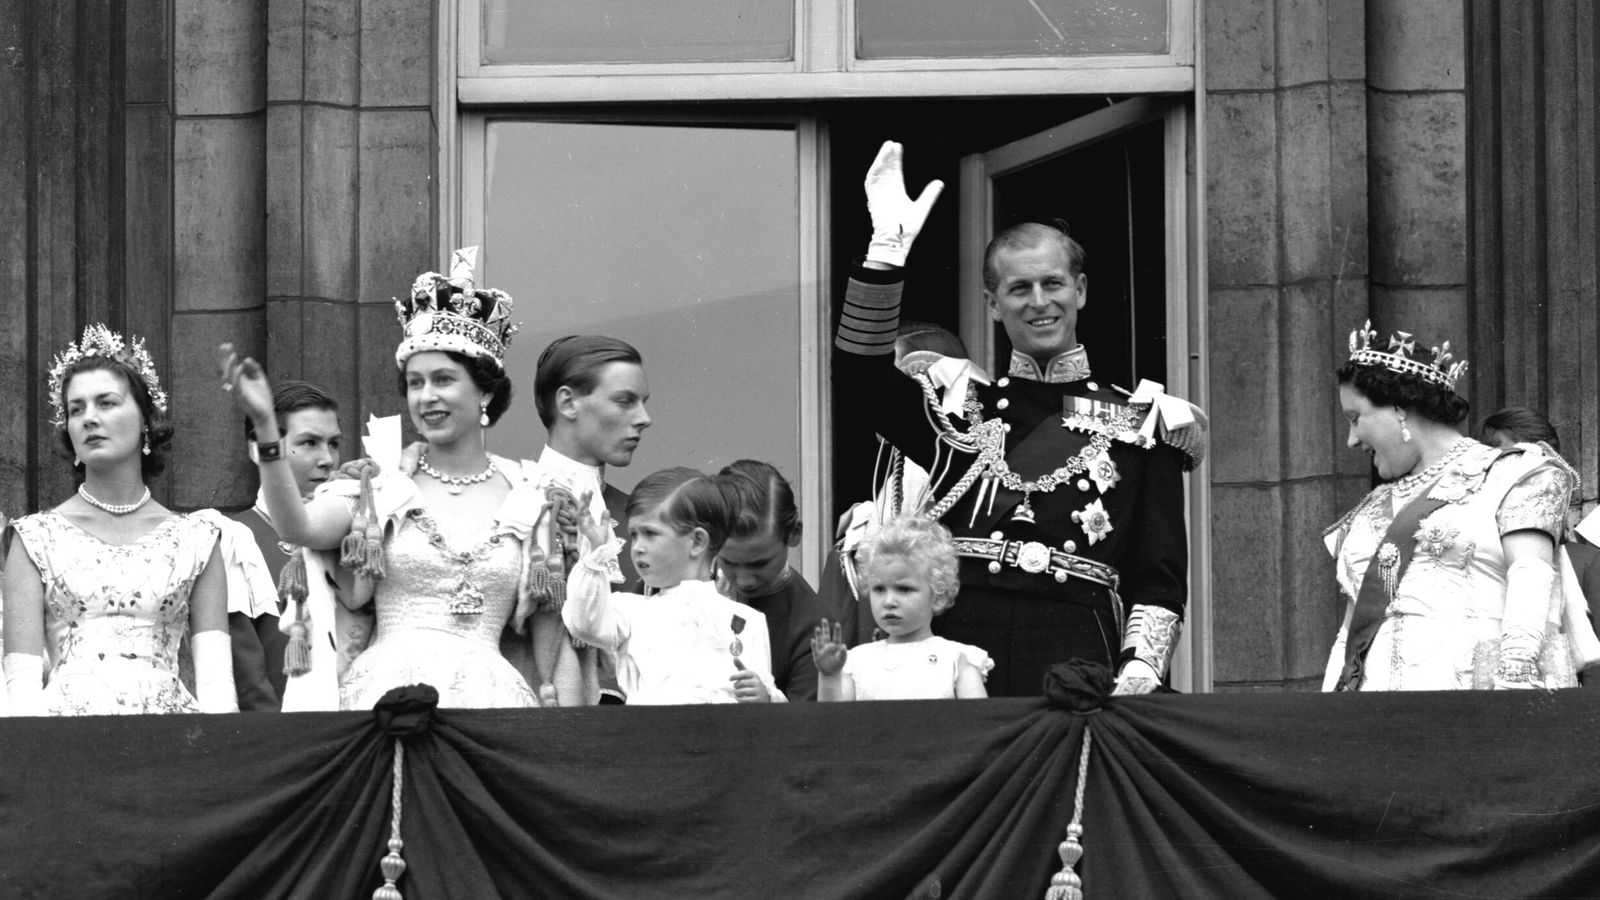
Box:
[170,0,269,509]
[265,0,437,473]
[1365,1,1470,370]
[0,0,130,513]
[1468,1,1600,508]
[1204,0,1372,690]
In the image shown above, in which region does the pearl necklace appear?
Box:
[78,484,151,515]
[1390,437,1474,495]
[417,453,498,495]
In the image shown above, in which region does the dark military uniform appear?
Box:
[833,264,1190,697]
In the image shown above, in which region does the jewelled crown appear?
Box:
[394,247,520,370]
[1347,320,1468,391]
[47,324,169,427]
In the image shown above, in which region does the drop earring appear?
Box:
[142,431,151,455]
[1398,412,1411,443]
[479,400,490,427]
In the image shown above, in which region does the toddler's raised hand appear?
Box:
[811,618,848,677]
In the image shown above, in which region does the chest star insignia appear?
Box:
[1072,499,1114,546]
[1087,450,1120,494]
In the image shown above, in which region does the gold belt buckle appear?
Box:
[1014,541,1051,574]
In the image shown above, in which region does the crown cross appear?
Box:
[1347,319,1468,392]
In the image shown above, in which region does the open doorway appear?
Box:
[827,97,1176,519]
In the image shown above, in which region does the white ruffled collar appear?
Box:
[538,444,606,494]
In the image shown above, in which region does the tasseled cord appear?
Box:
[341,469,387,579]
[516,500,568,707]
[279,548,312,677]
[372,742,407,900]
[1045,729,1093,900]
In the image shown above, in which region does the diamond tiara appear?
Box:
[47,324,169,427]
[1347,320,1468,391]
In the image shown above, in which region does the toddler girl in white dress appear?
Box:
[812,515,991,700]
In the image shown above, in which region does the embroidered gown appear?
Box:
[1322,441,1581,691]
[9,511,221,715]
[336,480,540,710]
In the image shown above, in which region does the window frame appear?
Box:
[455,110,832,587]
[457,0,1194,104]
[441,0,1211,689]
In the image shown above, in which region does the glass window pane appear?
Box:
[856,0,1168,59]
[482,122,801,497]
[483,1,794,65]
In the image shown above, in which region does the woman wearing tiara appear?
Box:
[1323,321,1592,691]
[220,249,596,709]
[2,326,237,715]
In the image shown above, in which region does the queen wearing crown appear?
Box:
[1323,322,1593,691]
[220,249,597,709]
[2,326,239,715]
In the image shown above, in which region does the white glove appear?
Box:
[3,651,45,716]
[864,141,945,268]
[1111,658,1161,696]
[1495,557,1553,688]
[192,630,240,713]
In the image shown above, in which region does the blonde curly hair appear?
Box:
[859,513,961,609]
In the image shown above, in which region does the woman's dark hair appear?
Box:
[1479,406,1561,452]
[534,335,643,428]
[396,350,512,426]
[54,357,174,481]
[1335,361,1469,426]
[718,459,800,543]
[626,467,736,556]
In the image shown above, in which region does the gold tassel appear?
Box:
[1044,731,1094,900]
[283,601,312,677]
[523,501,554,610]
[541,505,567,611]
[361,473,386,578]
[278,547,309,606]
[283,618,312,677]
[277,548,313,677]
[341,469,371,570]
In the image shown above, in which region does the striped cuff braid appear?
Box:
[835,276,902,356]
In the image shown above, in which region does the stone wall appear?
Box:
[1203,0,1477,690]
[0,0,436,515]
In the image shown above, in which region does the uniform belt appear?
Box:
[952,538,1119,590]
[952,538,1124,632]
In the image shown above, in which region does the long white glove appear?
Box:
[3,651,45,716]
[863,141,945,268]
[1495,557,1554,688]
[192,630,240,713]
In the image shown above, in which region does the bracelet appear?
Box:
[1495,657,1538,683]
[255,439,284,462]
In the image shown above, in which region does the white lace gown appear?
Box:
[843,635,994,700]
[339,506,536,710]
[10,511,220,715]
[1322,441,1581,691]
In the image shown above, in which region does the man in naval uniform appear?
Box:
[832,142,1201,697]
